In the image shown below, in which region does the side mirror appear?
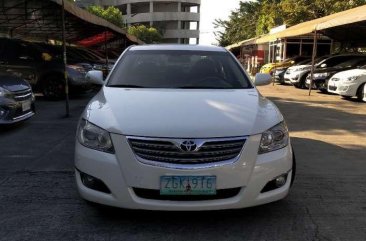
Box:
[86,70,104,85]
[320,63,327,68]
[254,73,272,86]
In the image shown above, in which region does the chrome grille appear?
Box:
[128,137,246,165]
[13,88,32,101]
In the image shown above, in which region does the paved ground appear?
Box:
[0,85,365,241]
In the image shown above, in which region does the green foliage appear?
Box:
[256,0,283,36]
[87,5,123,27]
[214,1,262,46]
[215,0,366,47]
[127,25,162,44]
[280,0,366,26]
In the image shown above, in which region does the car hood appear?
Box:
[332,68,366,78]
[83,87,283,138]
[0,74,30,92]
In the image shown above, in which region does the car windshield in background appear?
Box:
[334,58,366,68]
[297,59,312,65]
[315,55,331,65]
[107,50,252,89]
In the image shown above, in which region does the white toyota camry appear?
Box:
[75,45,295,210]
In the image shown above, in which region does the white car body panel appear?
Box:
[75,138,293,210]
[284,65,311,84]
[84,88,283,138]
[327,69,366,97]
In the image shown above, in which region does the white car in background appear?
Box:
[76,45,295,211]
[328,66,366,102]
[283,56,329,88]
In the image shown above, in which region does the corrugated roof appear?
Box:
[0,0,144,45]
[225,37,258,50]
[256,4,366,44]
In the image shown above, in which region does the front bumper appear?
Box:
[0,97,35,124]
[328,80,360,96]
[284,71,304,84]
[75,134,293,210]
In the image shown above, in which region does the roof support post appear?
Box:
[309,30,318,96]
[61,0,70,117]
[104,29,109,76]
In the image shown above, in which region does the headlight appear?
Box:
[259,122,289,154]
[77,119,114,153]
[346,76,361,82]
[0,87,11,98]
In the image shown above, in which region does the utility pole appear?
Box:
[61,0,70,117]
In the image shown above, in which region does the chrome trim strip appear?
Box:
[14,93,32,99]
[12,111,34,120]
[126,136,247,170]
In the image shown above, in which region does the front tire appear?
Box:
[42,76,65,100]
[356,83,365,102]
[291,149,296,187]
[298,74,308,89]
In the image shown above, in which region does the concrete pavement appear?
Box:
[0,86,365,241]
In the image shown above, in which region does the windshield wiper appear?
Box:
[177,86,224,89]
[108,84,144,88]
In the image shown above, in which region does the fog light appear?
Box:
[261,174,288,193]
[0,107,7,118]
[80,171,111,194]
[275,176,286,187]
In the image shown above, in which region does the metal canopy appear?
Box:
[0,0,143,45]
[255,4,366,44]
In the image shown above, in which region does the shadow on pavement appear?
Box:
[268,96,366,135]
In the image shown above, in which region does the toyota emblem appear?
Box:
[180,140,197,152]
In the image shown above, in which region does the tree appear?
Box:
[214,0,366,47]
[256,0,283,36]
[127,25,162,44]
[87,5,123,27]
[214,1,262,46]
[280,0,366,26]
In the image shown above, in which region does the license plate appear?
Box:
[22,101,31,112]
[160,176,216,195]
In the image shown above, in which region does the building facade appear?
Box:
[76,0,201,44]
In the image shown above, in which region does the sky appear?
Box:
[199,0,242,45]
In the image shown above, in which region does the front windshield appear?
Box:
[334,58,366,68]
[107,50,253,89]
[297,59,312,65]
[315,56,330,65]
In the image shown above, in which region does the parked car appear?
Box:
[0,38,91,99]
[283,55,329,87]
[327,65,366,101]
[75,45,296,210]
[305,56,366,92]
[68,46,114,72]
[260,56,310,75]
[0,74,35,124]
[274,58,311,84]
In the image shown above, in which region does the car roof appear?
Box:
[129,44,227,52]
